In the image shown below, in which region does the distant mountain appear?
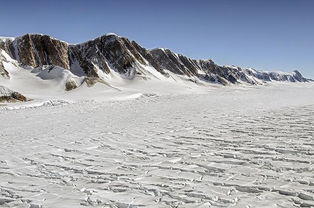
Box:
[0,33,310,92]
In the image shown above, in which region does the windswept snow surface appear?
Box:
[0,83,314,208]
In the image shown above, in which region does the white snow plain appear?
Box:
[0,81,314,208]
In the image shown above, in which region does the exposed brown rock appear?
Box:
[150,48,200,76]
[11,92,27,102]
[0,61,9,78]
[0,38,15,58]
[69,45,102,77]
[94,34,140,74]
[130,41,166,75]
[65,80,78,91]
[16,34,37,67]
[16,34,70,69]
[83,77,102,87]
[0,87,27,103]
[69,34,154,77]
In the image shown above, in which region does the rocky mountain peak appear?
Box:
[14,34,70,69]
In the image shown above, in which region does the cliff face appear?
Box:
[0,33,310,85]
[0,34,69,69]
[69,34,147,77]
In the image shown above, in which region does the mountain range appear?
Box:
[0,33,310,101]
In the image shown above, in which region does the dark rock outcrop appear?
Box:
[65,80,78,91]
[0,86,27,102]
[14,34,69,69]
[70,34,147,78]
[150,48,199,76]
[0,61,9,78]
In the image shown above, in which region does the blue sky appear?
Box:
[0,0,313,78]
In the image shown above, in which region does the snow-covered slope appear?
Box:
[0,84,314,207]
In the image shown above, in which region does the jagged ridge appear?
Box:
[0,33,310,88]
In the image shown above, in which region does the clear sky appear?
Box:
[0,0,313,78]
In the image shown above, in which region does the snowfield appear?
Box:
[0,83,314,208]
